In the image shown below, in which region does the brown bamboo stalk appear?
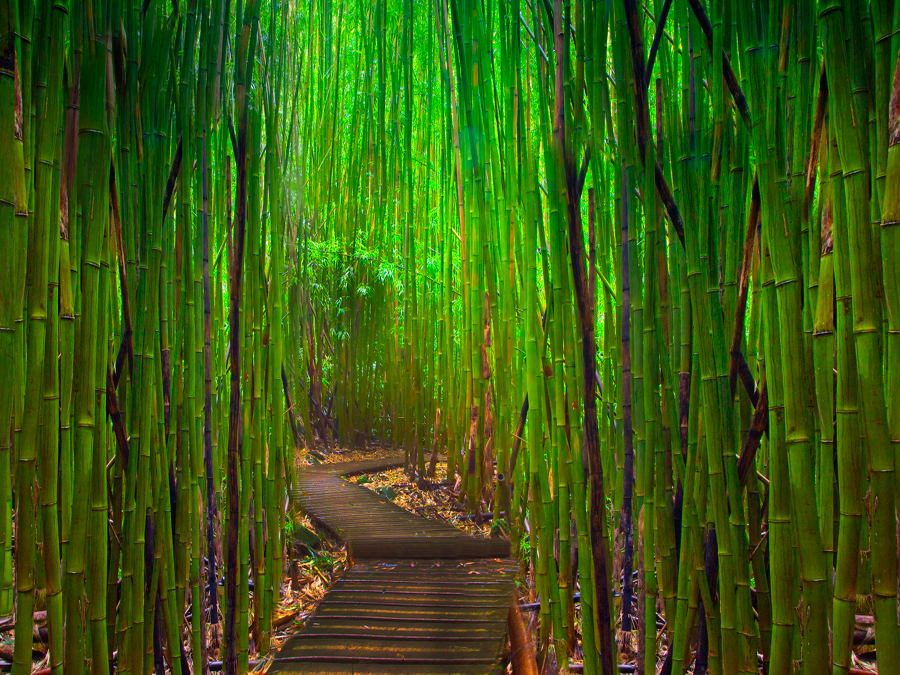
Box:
[109,160,134,382]
[736,378,768,488]
[555,6,616,671]
[508,598,540,675]
[685,0,752,129]
[803,65,829,225]
[427,408,442,477]
[729,175,761,398]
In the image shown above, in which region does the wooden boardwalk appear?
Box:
[269,456,517,674]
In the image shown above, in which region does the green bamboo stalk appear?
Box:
[62,13,111,675]
[0,0,24,620]
[821,5,900,670]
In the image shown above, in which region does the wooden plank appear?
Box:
[330,579,512,593]
[310,455,406,476]
[275,636,498,659]
[348,535,509,559]
[304,617,505,636]
[269,661,492,675]
[346,560,517,575]
[315,601,509,621]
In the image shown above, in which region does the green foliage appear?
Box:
[374,486,398,501]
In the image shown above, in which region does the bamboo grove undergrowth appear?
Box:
[2,1,900,674]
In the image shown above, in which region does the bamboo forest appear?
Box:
[3,0,900,674]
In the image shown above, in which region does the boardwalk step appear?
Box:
[270,457,517,675]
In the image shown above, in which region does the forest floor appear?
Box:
[17,443,860,674]
[2,443,878,674]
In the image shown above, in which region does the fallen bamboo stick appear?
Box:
[507,597,538,675]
